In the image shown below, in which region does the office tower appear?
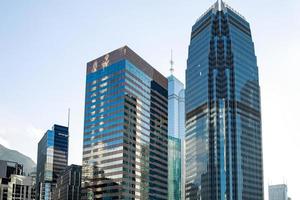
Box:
[185,0,263,199]
[53,165,81,200]
[7,175,35,200]
[36,124,69,200]
[82,46,168,199]
[167,74,185,200]
[269,184,290,200]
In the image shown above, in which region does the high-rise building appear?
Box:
[269,184,290,200]
[53,164,81,200]
[36,124,69,200]
[81,46,168,199]
[167,74,185,200]
[185,1,264,199]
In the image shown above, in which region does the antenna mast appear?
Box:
[218,0,222,11]
[67,108,70,128]
[170,49,174,75]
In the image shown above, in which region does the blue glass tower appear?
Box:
[36,124,69,200]
[168,75,185,200]
[185,1,264,199]
[82,46,168,200]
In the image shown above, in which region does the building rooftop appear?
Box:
[195,0,246,23]
[87,46,167,88]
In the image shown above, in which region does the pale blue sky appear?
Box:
[0,0,299,199]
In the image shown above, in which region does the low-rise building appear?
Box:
[0,161,35,200]
[7,175,35,200]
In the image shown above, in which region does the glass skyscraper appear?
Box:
[167,75,185,200]
[185,1,264,199]
[36,124,69,200]
[82,46,168,200]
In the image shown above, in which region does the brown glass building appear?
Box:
[82,46,168,199]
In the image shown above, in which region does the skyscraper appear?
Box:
[167,74,185,200]
[82,46,168,199]
[185,1,264,199]
[36,124,69,200]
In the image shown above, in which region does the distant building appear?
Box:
[36,124,69,200]
[269,184,290,200]
[53,165,81,200]
[29,166,36,183]
[7,175,35,200]
[167,75,185,200]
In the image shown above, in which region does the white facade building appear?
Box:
[7,175,35,200]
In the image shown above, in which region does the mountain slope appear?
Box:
[0,144,36,174]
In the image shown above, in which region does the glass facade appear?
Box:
[36,124,69,200]
[167,75,185,200]
[168,136,181,200]
[185,1,263,199]
[82,46,168,200]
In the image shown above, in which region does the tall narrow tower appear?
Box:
[185,1,264,199]
[167,51,185,200]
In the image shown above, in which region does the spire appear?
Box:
[218,0,222,11]
[170,49,174,75]
[67,108,70,128]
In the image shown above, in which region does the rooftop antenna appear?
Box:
[170,49,174,75]
[67,108,70,128]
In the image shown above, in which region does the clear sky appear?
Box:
[0,0,299,199]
